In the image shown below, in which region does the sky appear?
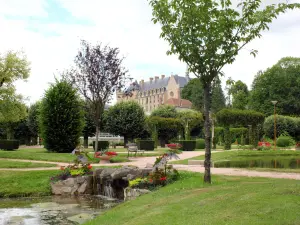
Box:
[1,0,300,105]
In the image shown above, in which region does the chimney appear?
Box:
[161,74,165,79]
[155,76,159,82]
[150,77,153,83]
[140,79,144,87]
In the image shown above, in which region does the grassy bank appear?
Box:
[171,150,300,165]
[85,172,300,225]
[0,159,56,168]
[0,170,59,198]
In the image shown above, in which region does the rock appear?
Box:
[63,178,75,186]
[140,168,152,176]
[76,176,86,184]
[99,168,117,179]
[111,166,142,180]
[93,168,104,177]
[78,181,88,194]
[67,213,93,224]
[126,174,136,181]
[124,187,151,201]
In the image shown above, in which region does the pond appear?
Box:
[0,195,121,225]
[214,158,300,169]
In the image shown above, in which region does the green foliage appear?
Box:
[0,140,19,150]
[181,78,226,113]
[230,80,249,110]
[250,57,300,115]
[129,178,148,188]
[27,102,40,138]
[177,109,203,140]
[276,134,295,147]
[105,101,145,142]
[0,50,30,88]
[176,140,196,151]
[39,80,85,153]
[263,115,300,140]
[151,105,178,118]
[93,141,109,151]
[196,138,205,149]
[216,109,265,127]
[223,127,231,150]
[137,140,155,151]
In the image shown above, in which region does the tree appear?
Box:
[39,80,85,153]
[231,80,249,110]
[225,77,235,107]
[249,57,300,115]
[177,110,203,140]
[0,50,30,88]
[82,102,96,148]
[106,101,145,146]
[27,102,40,143]
[149,0,300,183]
[65,40,130,152]
[182,78,226,112]
[0,93,27,139]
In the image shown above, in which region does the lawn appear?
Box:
[171,150,300,165]
[0,159,56,168]
[0,170,59,198]
[84,172,300,225]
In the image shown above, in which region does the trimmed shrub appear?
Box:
[224,127,231,150]
[176,140,196,151]
[137,140,155,151]
[39,80,85,153]
[276,135,295,147]
[93,141,110,151]
[196,138,205,149]
[0,140,19,150]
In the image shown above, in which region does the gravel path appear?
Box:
[1,152,300,180]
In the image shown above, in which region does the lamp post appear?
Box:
[271,101,278,150]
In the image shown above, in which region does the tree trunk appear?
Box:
[95,125,99,152]
[124,135,128,148]
[203,83,212,184]
[84,135,88,148]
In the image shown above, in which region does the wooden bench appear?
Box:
[126,143,144,157]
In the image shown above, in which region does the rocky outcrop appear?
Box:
[124,187,151,201]
[51,176,93,195]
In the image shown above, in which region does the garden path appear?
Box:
[1,151,300,180]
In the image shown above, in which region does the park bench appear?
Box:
[126,143,144,157]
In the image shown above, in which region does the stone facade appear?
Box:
[117,74,192,114]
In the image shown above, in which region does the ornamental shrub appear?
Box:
[196,138,205,149]
[39,80,85,153]
[0,140,19,150]
[137,140,155,151]
[276,134,295,147]
[176,140,196,151]
[93,141,110,151]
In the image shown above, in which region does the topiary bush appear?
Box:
[137,140,155,151]
[39,80,85,153]
[276,135,295,147]
[0,140,19,150]
[196,138,205,149]
[93,141,110,151]
[176,140,196,151]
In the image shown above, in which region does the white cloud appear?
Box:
[0,0,299,105]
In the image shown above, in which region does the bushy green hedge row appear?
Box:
[93,141,110,151]
[0,140,19,150]
[137,140,155,151]
[276,135,295,147]
[264,115,300,140]
[196,138,205,149]
[176,140,196,151]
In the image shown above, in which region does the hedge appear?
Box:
[196,139,205,149]
[276,135,295,147]
[93,141,110,151]
[176,140,196,151]
[0,140,20,150]
[137,140,155,151]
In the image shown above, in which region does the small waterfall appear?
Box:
[103,181,114,199]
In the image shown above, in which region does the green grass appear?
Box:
[0,170,59,198]
[171,150,300,165]
[84,172,300,225]
[0,159,56,168]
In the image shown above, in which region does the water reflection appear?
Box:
[0,196,120,225]
[214,158,300,169]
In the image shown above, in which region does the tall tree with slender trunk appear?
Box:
[149,0,300,183]
[65,40,130,151]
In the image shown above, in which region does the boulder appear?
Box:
[124,187,151,201]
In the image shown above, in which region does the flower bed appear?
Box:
[257,142,272,151]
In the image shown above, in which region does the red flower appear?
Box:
[60,166,65,171]
[105,151,118,156]
[87,164,92,170]
[149,178,153,183]
[160,177,167,181]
